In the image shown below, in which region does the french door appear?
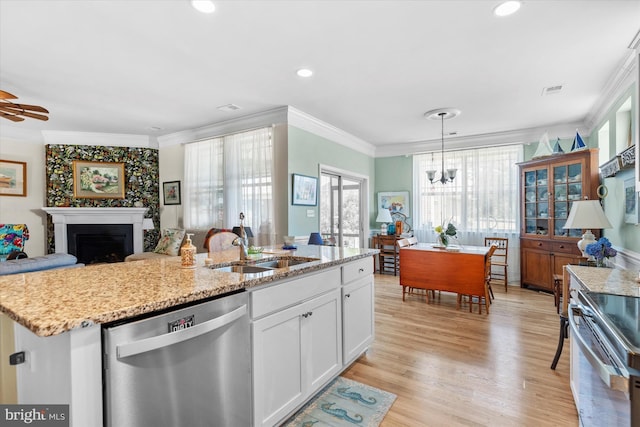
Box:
[320,168,366,248]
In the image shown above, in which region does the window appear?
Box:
[183,127,275,245]
[413,144,522,276]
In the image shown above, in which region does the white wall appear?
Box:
[158,144,184,229]
[0,138,48,257]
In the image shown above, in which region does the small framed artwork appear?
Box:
[378,191,410,217]
[73,161,125,199]
[163,181,181,205]
[624,178,638,224]
[292,174,318,206]
[0,159,27,197]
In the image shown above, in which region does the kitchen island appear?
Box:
[0,245,377,426]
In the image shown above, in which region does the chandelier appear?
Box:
[424,108,460,184]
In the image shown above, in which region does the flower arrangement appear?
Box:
[585,237,617,267]
[434,222,457,247]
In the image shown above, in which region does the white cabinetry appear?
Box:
[251,267,342,427]
[341,257,374,365]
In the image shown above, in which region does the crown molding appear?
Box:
[157,107,289,147]
[287,106,376,157]
[0,125,44,144]
[583,48,638,134]
[374,121,585,157]
[40,131,156,148]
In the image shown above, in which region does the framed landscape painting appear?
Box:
[73,161,125,199]
[0,159,27,197]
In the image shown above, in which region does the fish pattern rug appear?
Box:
[282,377,396,427]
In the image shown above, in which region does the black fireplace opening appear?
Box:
[67,224,134,264]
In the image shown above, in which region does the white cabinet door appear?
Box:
[252,303,304,427]
[303,289,342,392]
[342,275,374,364]
[252,289,342,427]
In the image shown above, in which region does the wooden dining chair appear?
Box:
[457,245,496,314]
[377,235,400,275]
[484,237,509,293]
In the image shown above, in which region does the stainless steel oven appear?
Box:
[569,291,640,427]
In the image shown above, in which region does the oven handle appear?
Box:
[568,304,629,393]
[116,304,247,359]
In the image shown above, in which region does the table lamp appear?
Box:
[563,200,612,257]
[142,218,154,230]
[376,209,393,235]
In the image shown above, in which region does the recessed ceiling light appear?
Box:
[296,68,313,78]
[493,1,521,17]
[191,0,215,14]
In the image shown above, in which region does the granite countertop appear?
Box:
[0,245,377,337]
[566,265,640,297]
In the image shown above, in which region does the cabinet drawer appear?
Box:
[342,257,374,284]
[551,241,579,255]
[521,239,551,251]
[250,267,340,319]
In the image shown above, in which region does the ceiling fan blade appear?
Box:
[0,102,49,113]
[0,111,25,122]
[0,90,18,100]
[0,105,49,121]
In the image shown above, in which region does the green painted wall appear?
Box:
[590,83,639,253]
[287,126,375,236]
[374,156,413,229]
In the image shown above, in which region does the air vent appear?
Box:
[217,104,242,112]
[542,85,563,96]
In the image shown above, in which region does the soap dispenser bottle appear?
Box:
[181,233,197,269]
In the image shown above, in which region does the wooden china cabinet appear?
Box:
[518,148,599,292]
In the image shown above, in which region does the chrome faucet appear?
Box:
[232,212,249,261]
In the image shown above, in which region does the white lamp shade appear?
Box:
[142,218,155,230]
[376,209,393,223]
[563,200,612,230]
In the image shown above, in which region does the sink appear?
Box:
[213,265,274,274]
[255,257,319,269]
[213,257,319,273]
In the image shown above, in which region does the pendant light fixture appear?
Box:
[424,108,461,184]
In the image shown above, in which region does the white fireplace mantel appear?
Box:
[42,207,148,254]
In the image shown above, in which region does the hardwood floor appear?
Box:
[341,274,579,427]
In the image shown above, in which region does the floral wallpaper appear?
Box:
[45,145,160,253]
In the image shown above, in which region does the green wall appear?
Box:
[287,126,375,236]
[590,83,639,253]
[374,156,413,229]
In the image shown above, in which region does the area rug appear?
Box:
[282,377,396,427]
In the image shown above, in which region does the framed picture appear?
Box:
[292,173,318,206]
[163,181,181,205]
[0,159,27,197]
[73,161,125,199]
[378,191,410,217]
[624,178,638,224]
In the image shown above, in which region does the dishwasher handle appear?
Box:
[117,304,247,359]
[568,304,628,393]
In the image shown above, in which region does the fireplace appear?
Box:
[67,224,134,264]
[42,207,147,255]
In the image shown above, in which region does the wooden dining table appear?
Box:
[399,243,491,311]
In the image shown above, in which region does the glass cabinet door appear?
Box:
[524,168,549,236]
[552,162,583,238]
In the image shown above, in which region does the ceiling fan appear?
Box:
[0,90,49,122]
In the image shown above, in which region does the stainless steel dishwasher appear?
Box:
[103,291,251,427]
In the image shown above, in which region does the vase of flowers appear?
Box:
[434,223,457,247]
[585,237,617,267]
